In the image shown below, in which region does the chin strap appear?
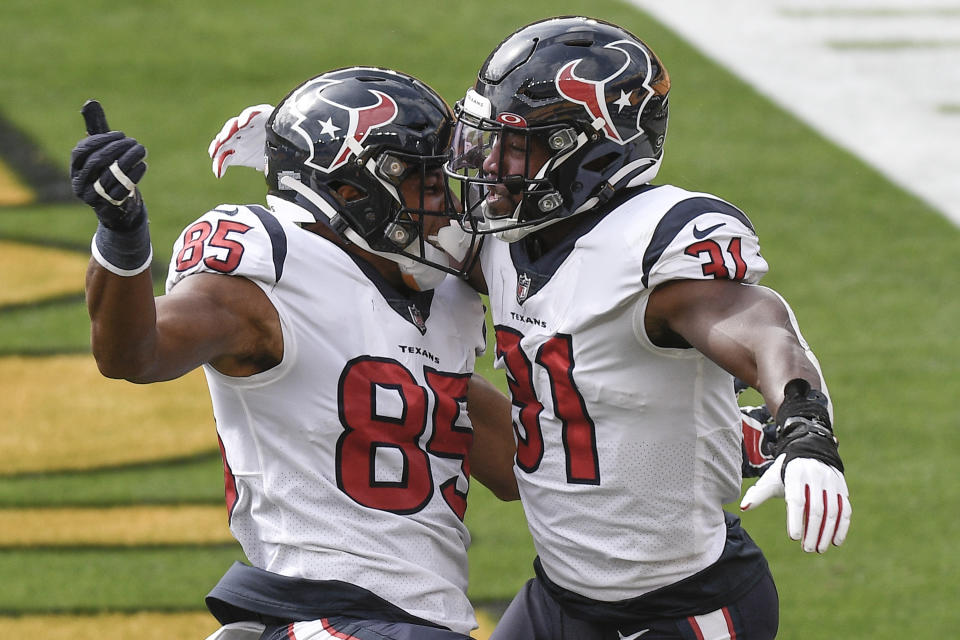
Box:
[395,242,449,291]
[273,175,449,291]
[431,221,472,262]
[485,202,566,243]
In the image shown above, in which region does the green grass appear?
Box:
[1,0,958,638]
[0,546,244,614]
[464,487,536,603]
[0,301,92,355]
[0,454,224,507]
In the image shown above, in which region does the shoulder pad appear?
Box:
[164,205,289,293]
[639,195,768,289]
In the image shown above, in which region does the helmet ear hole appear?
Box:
[334,183,365,202]
[582,151,619,173]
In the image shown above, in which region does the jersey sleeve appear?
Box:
[640,196,769,290]
[165,204,289,294]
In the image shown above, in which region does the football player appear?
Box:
[441,16,852,640]
[70,67,518,640]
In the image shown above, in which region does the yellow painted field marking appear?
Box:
[0,505,232,546]
[0,612,220,640]
[0,611,495,639]
[0,240,87,306]
[3,355,215,474]
[0,156,34,206]
[472,608,497,639]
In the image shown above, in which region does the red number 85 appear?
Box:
[175,219,252,273]
[336,357,473,519]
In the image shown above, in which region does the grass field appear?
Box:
[1,1,958,638]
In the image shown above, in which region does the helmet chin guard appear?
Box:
[397,244,449,291]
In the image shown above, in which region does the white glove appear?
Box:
[740,454,851,553]
[208,104,274,178]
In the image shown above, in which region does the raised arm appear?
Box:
[86,266,281,382]
[72,102,281,383]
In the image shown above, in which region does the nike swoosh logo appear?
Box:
[693,222,725,239]
[618,630,650,640]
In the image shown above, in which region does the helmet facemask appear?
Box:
[271,147,479,290]
[371,150,481,290]
[446,107,588,242]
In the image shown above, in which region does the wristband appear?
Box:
[775,416,844,474]
[91,216,152,276]
[775,378,831,432]
[774,379,843,477]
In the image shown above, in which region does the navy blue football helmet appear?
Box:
[445,16,670,241]
[265,67,476,281]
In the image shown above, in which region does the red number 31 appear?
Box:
[684,237,747,280]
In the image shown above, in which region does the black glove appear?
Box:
[70,101,152,274]
[774,378,843,478]
[70,130,147,231]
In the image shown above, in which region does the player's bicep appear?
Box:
[647,280,791,378]
[148,273,280,381]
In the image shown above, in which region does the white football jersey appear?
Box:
[481,185,771,602]
[165,204,485,634]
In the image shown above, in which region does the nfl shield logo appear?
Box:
[516,273,532,305]
[408,304,427,334]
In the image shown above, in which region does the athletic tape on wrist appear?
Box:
[775,378,831,431]
[91,221,153,277]
[773,378,843,477]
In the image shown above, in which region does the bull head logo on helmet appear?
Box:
[288,77,399,173]
[555,39,656,145]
